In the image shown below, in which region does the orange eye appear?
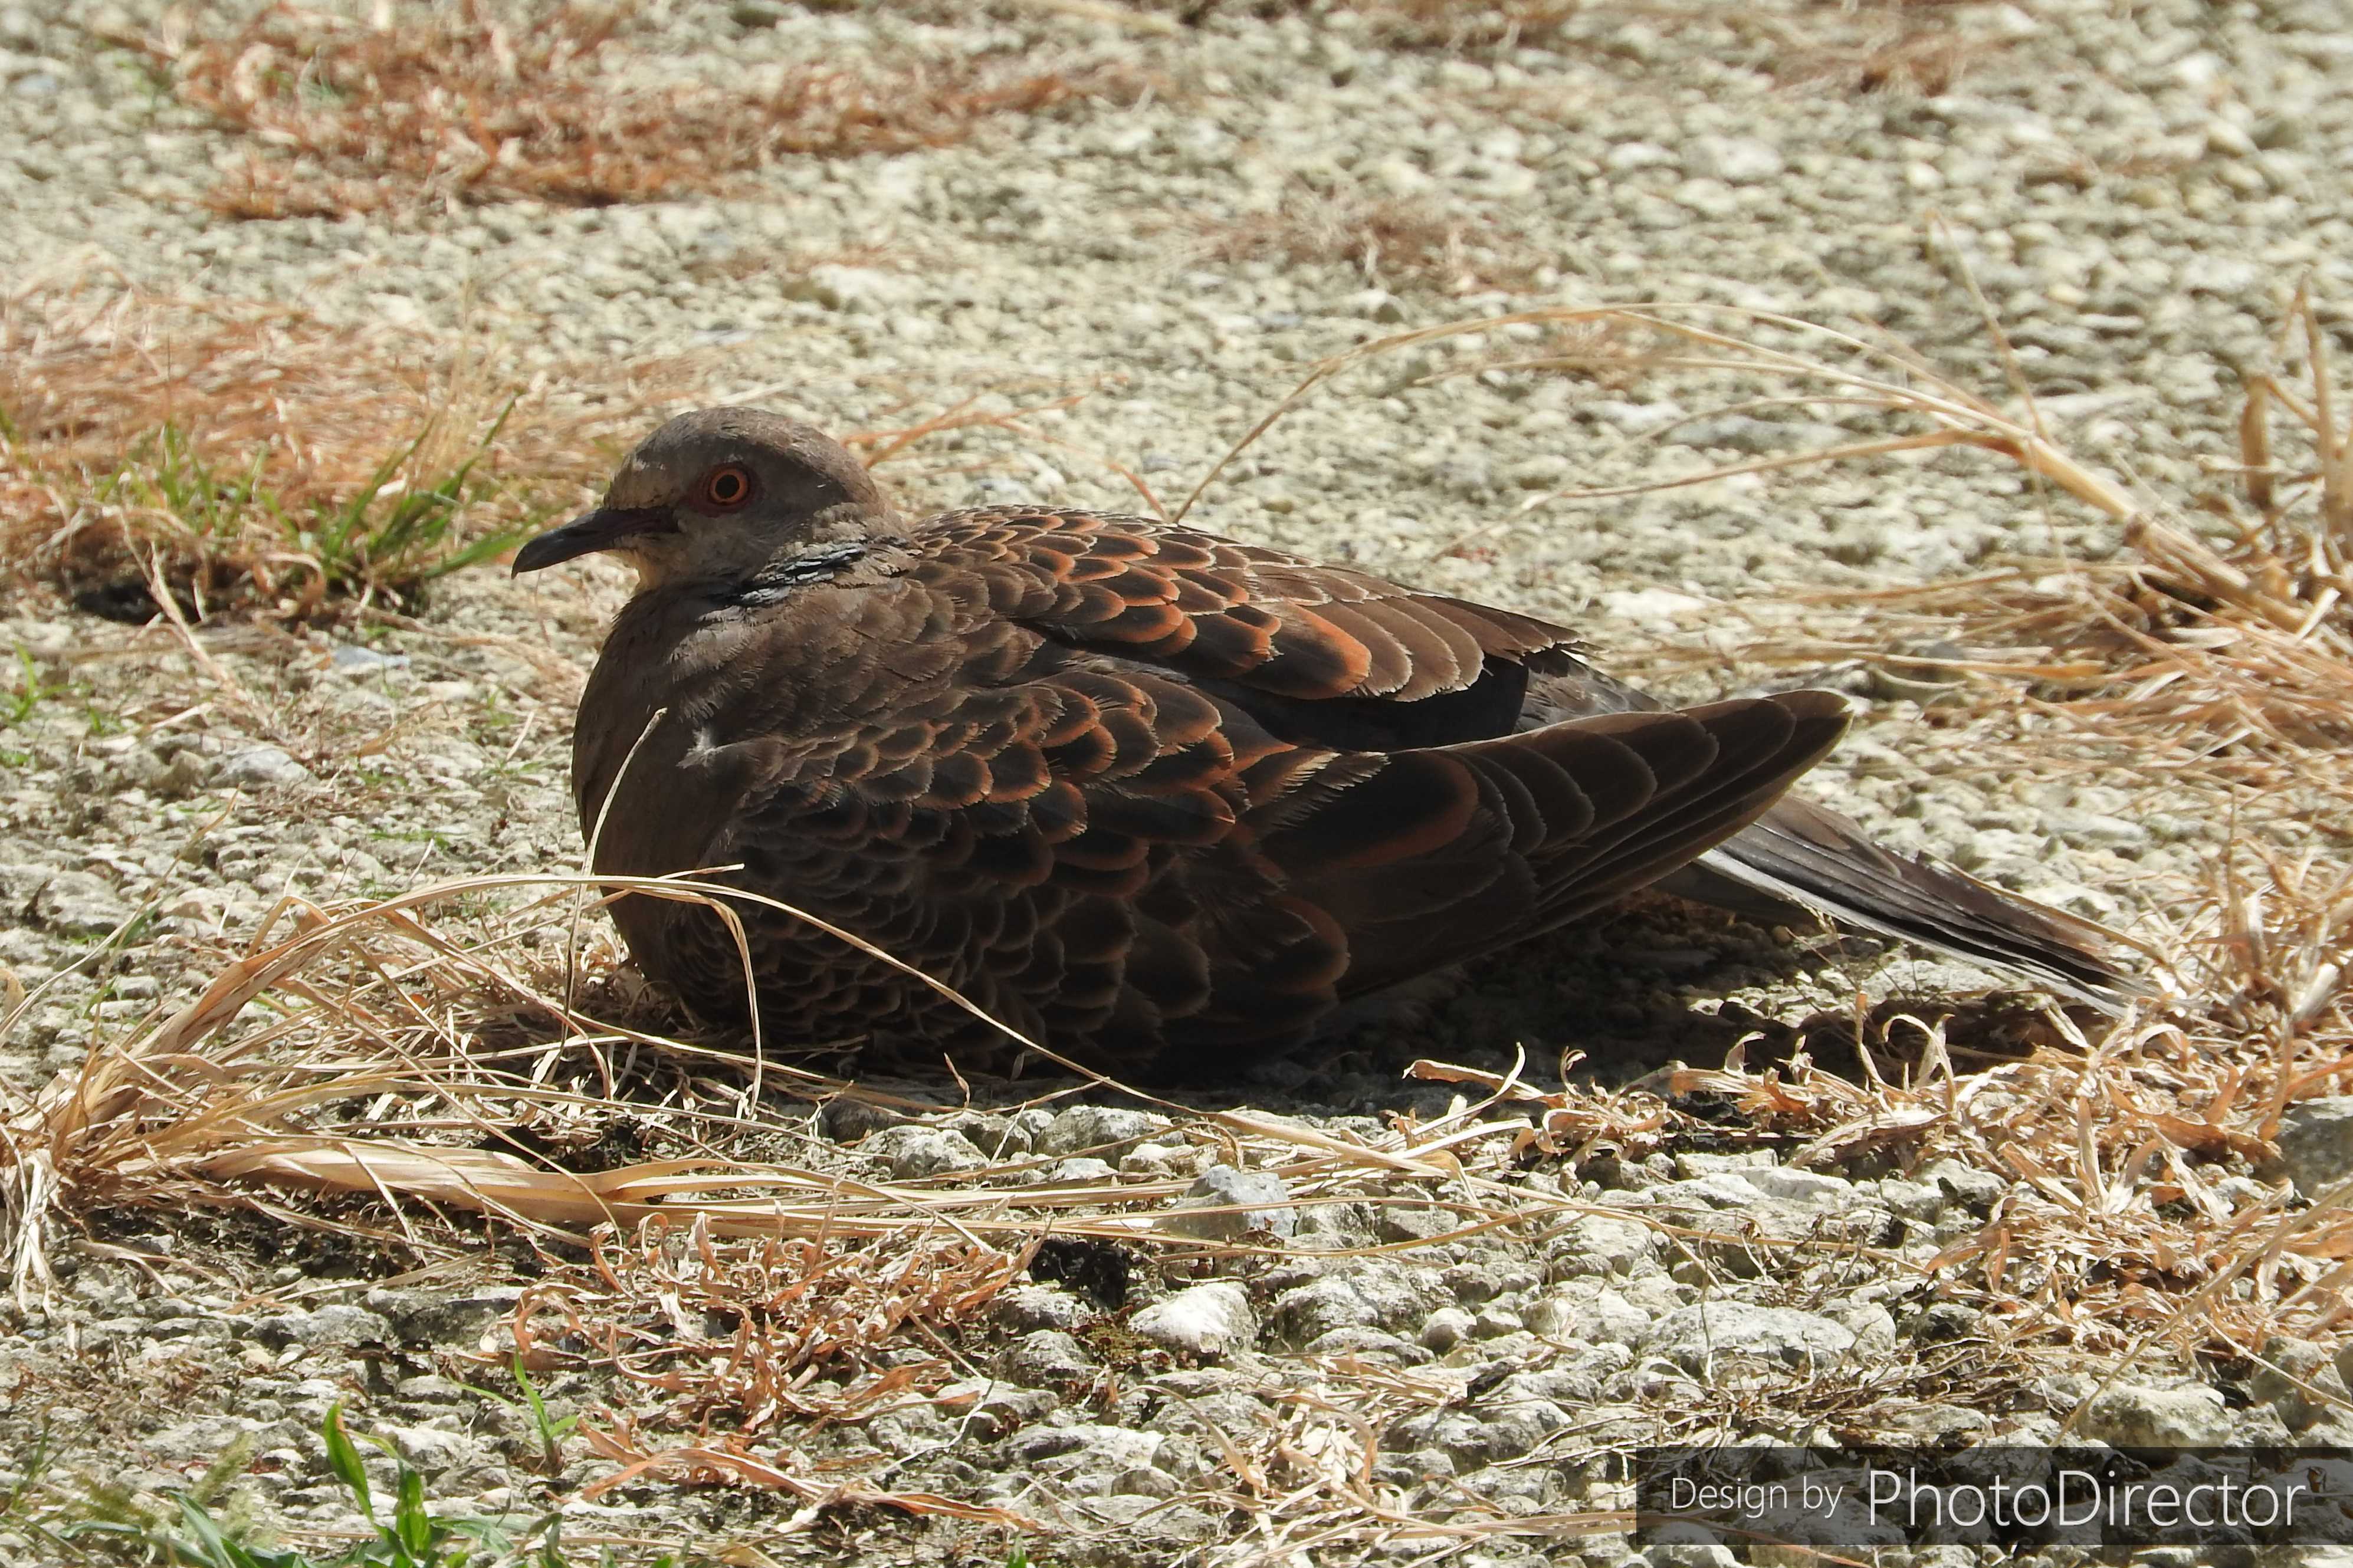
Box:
[701,464,754,510]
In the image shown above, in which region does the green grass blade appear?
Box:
[394,1466,432,1560]
[320,1403,375,1524]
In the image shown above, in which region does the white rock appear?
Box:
[1685,135,1785,185]
[1592,398,1689,433]
[785,264,915,314]
[1736,1168,1858,1208]
[2073,1383,2232,1447]
[1604,140,1679,173]
[29,869,130,935]
[1035,1105,1170,1157]
[378,1423,480,1472]
[1988,4,2038,38]
[1646,1302,1858,1373]
[1527,1284,1652,1346]
[1645,1539,1738,1568]
[215,745,311,788]
[1552,1213,1662,1276]
[2278,1099,2353,1201]
[1164,1165,1296,1240]
[1131,1281,1257,1358]
[864,1124,987,1179]
[1420,1305,1475,1350]
[1602,588,1714,633]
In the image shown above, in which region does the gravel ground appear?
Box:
[5,0,2352,1563]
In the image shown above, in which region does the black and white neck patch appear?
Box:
[726,541,873,607]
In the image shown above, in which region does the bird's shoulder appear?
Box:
[898,505,1589,703]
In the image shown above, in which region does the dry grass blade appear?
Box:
[0,867,1565,1294]
[0,856,1678,1539]
[533,1214,1035,1516]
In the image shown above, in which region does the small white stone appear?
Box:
[1602,588,1714,633]
[1605,140,1679,173]
[1988,4,2037,37]
[2204,117,2258,159]
[1131,1282,1257,1358]
[215,745,311,788]
[1685,134,1785,185]
[1420,1306,1475,1350]
[2279,1099,2353,1201]
[2075,1384,2232,1447]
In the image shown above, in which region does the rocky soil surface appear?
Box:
[5,0,2353,1563]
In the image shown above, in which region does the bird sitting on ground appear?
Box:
[513,408,2144,1079]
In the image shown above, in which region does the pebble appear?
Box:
[993,1284,1091,1333]
[1163,1165,1297,1241]
[2277,1097,2353,1201]
[24,869,130,935]
[1683,134,1784,184]
[1646,1302,1859,1374]
[1273,1264,1445,1345]
[328,643,409,675]
[250,1305,393,1350]
[1130,1283,1257,1359]
[1032,1105,1170,1158]
[864,1123,989,1179]
[1000,1329,1097,1388]
[214,745,312,789]
[1420,1305,1475,1351]
[2072,1383,2233,1447]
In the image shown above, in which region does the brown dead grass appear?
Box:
[125,2,1142,219]
[1333,0,1581,51]
[1163,0,2003,90]
[535,1217,1032,1512]
[1750,3,2007,97]
[0,282,664,618]
[1196,185,1539,295]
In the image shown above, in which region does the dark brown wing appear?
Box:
[903,508,2147,1013]
[910,508,1580,747]
[1252,690,1852,1008]
[1524,661,2152,1008]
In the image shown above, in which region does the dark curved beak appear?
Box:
[510,506,675,575]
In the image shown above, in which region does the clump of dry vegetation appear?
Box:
[0,863,1610,1532]
[1758,6,2009,97]
[1196,184,1538,294]
[1156,0,1996,89]
[0,285,653,619]
[1158,0,1576,51]
[120,2,1139,219]
[1325,0,1578,51]
[546,1221,1033,1511]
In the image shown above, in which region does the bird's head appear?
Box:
[512,407,897,591]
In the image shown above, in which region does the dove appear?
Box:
[514,409,2141,1077]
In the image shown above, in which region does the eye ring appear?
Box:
[700,464,755,511]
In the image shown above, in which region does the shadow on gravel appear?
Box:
[525,889,2085,1132]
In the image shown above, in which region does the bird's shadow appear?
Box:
[474,893,2088,1142]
